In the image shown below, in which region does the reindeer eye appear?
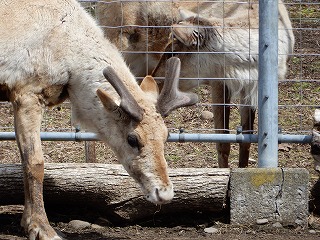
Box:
[129,31,140,43]
[127,133,143,150]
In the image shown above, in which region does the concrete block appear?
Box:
[230,168,309,227]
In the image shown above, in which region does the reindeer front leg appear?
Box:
[12,93,61,240]
[212,82,231,168]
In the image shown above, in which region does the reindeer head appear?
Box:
[97,1,181,78]
[150,8,234,91]
[96,57,197,205]
[170,9,210,49]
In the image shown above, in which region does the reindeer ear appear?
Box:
[97,88,118,112]
[140,75,159,94]
[172,23,193,47]
[174,9,206,48]
[140,75,159,102]
[102,67,144,122]
[172,23,205,48]
[97,88,129,121]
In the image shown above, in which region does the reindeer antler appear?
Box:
[157,57,198,117]
[103,66,144,122]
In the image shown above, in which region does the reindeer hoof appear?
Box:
[27,220,63,240]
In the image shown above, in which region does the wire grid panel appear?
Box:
[0,0,320,137]
[0,0,319,166]
[94,0,319,136]
[279,1,320,135]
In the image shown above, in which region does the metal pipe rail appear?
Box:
[0,132,312,144]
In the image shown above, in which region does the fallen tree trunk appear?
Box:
[0,163,230,223]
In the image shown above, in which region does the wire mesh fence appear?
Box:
[0,0,319,168]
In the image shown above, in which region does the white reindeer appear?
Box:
[96,0,295,167]
[0,1,196,239]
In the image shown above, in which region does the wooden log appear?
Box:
[0,163,230,223]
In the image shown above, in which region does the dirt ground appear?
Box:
[1,204,320,240]
[1,1,320,240]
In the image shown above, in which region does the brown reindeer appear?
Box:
[96,0,294,167]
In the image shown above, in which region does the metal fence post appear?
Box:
[258,0,279,167]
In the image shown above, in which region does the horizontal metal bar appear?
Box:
[278,134,313,144]
[0,132,98,141]
[0,132,312,144]
[168,133,312,144]
[167,133,258,143]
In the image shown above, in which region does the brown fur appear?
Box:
[42,85,69,106]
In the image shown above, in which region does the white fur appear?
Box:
[1,1,174,239]
[172,3,294,107]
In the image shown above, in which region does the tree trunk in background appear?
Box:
[85,141,96,163]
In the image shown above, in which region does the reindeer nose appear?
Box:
[155,187,174,204]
